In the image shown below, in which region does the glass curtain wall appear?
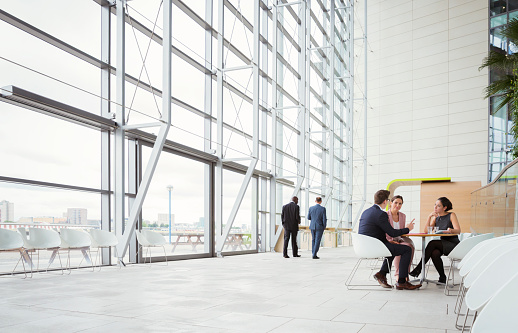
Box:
[488,0,518,181]
[0,0,353,269]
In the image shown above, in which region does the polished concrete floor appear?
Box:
[0,247,461,332]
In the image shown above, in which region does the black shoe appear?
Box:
[293,254,301,257]
[395,281,422,290]
[283,255,290,258]
[438,275,447,284]
[409,268,421,278]
[312,256,320,259]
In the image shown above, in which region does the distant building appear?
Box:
[0,200,14,222]
[67,208,87,225]
[33,217,68,224]
[158,213,174,226]
[18,217,33,223]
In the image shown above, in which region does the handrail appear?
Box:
[472,157,518,193]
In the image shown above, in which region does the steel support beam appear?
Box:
[204,0,214,255]
[118,0,172,257]
[215,0,225,255]
[100,2,112,265]
[114,0,126,240]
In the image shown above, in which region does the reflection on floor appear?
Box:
[0,246,460,332]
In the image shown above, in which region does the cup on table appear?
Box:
[433,227,438,234]
[427,226,433,234]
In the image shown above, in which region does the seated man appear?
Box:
[358,189,421,290]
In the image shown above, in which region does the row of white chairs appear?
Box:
[0,228,119,277]
[1,228,170,277]
[452,233,518,332]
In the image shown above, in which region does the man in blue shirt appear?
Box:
[307,197,327,259]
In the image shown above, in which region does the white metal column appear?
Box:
[117,0,172,258]
[114,0,126,241]
[100,1,112,265]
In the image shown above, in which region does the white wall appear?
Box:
[353,0,489,229]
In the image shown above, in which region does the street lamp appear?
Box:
[166,185,173,244]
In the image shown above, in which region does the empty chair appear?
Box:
[0,228,27,278]
[88,229,120,270]
[136,230,168,265]
[471,272,518,333]
[345,233,393,290]
[444,233,494,295]
[59,229,93,273]
[20,227,63,275]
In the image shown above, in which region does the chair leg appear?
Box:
[384,257,393,288]
[454,278,465,314]
[12,249,28,279]
[444,259,454,295]
[113,246,122,269]
[88,249,94,272]
[345,258,363,289]
[162,246,168,266]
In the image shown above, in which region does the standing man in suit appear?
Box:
[358,189,421,290]
[281,196,301,258]
[307,196,327,259]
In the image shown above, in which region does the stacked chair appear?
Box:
[451,233,518,331]
[444,233,493,295]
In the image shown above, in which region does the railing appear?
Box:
[0,223,98,231]
[471,158,518,236]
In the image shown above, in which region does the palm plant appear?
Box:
[480,18,518,158]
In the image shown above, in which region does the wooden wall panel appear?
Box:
[420,181,481,233]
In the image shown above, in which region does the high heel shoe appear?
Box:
[409,268,421,278]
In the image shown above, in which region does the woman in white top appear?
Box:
[386,195,415,281]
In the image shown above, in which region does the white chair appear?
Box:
[59,229,93,274]
[0,228,27,278]
[345,233,393,290]
[444,233,494,295]
[19,227,63,275]
[471,272,518,333]
[460,246,518,331]
[136,230,168,265]
[454,236,518,328]
[88,229,120,270]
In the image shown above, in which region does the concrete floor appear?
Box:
[0,247,462,332]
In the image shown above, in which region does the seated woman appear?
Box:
[409,196,460,283]
[386,195,415,281]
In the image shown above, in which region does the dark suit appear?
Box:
[308,204,326,257]
[281,201,300,256]
[358,205,412,280]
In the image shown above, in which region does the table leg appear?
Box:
[421,237,426,284]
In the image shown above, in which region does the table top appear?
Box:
[403,233,458,237]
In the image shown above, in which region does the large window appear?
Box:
[488,0,518,181]
[0,1,353,266]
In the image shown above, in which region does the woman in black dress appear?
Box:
[409,197,461,283]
